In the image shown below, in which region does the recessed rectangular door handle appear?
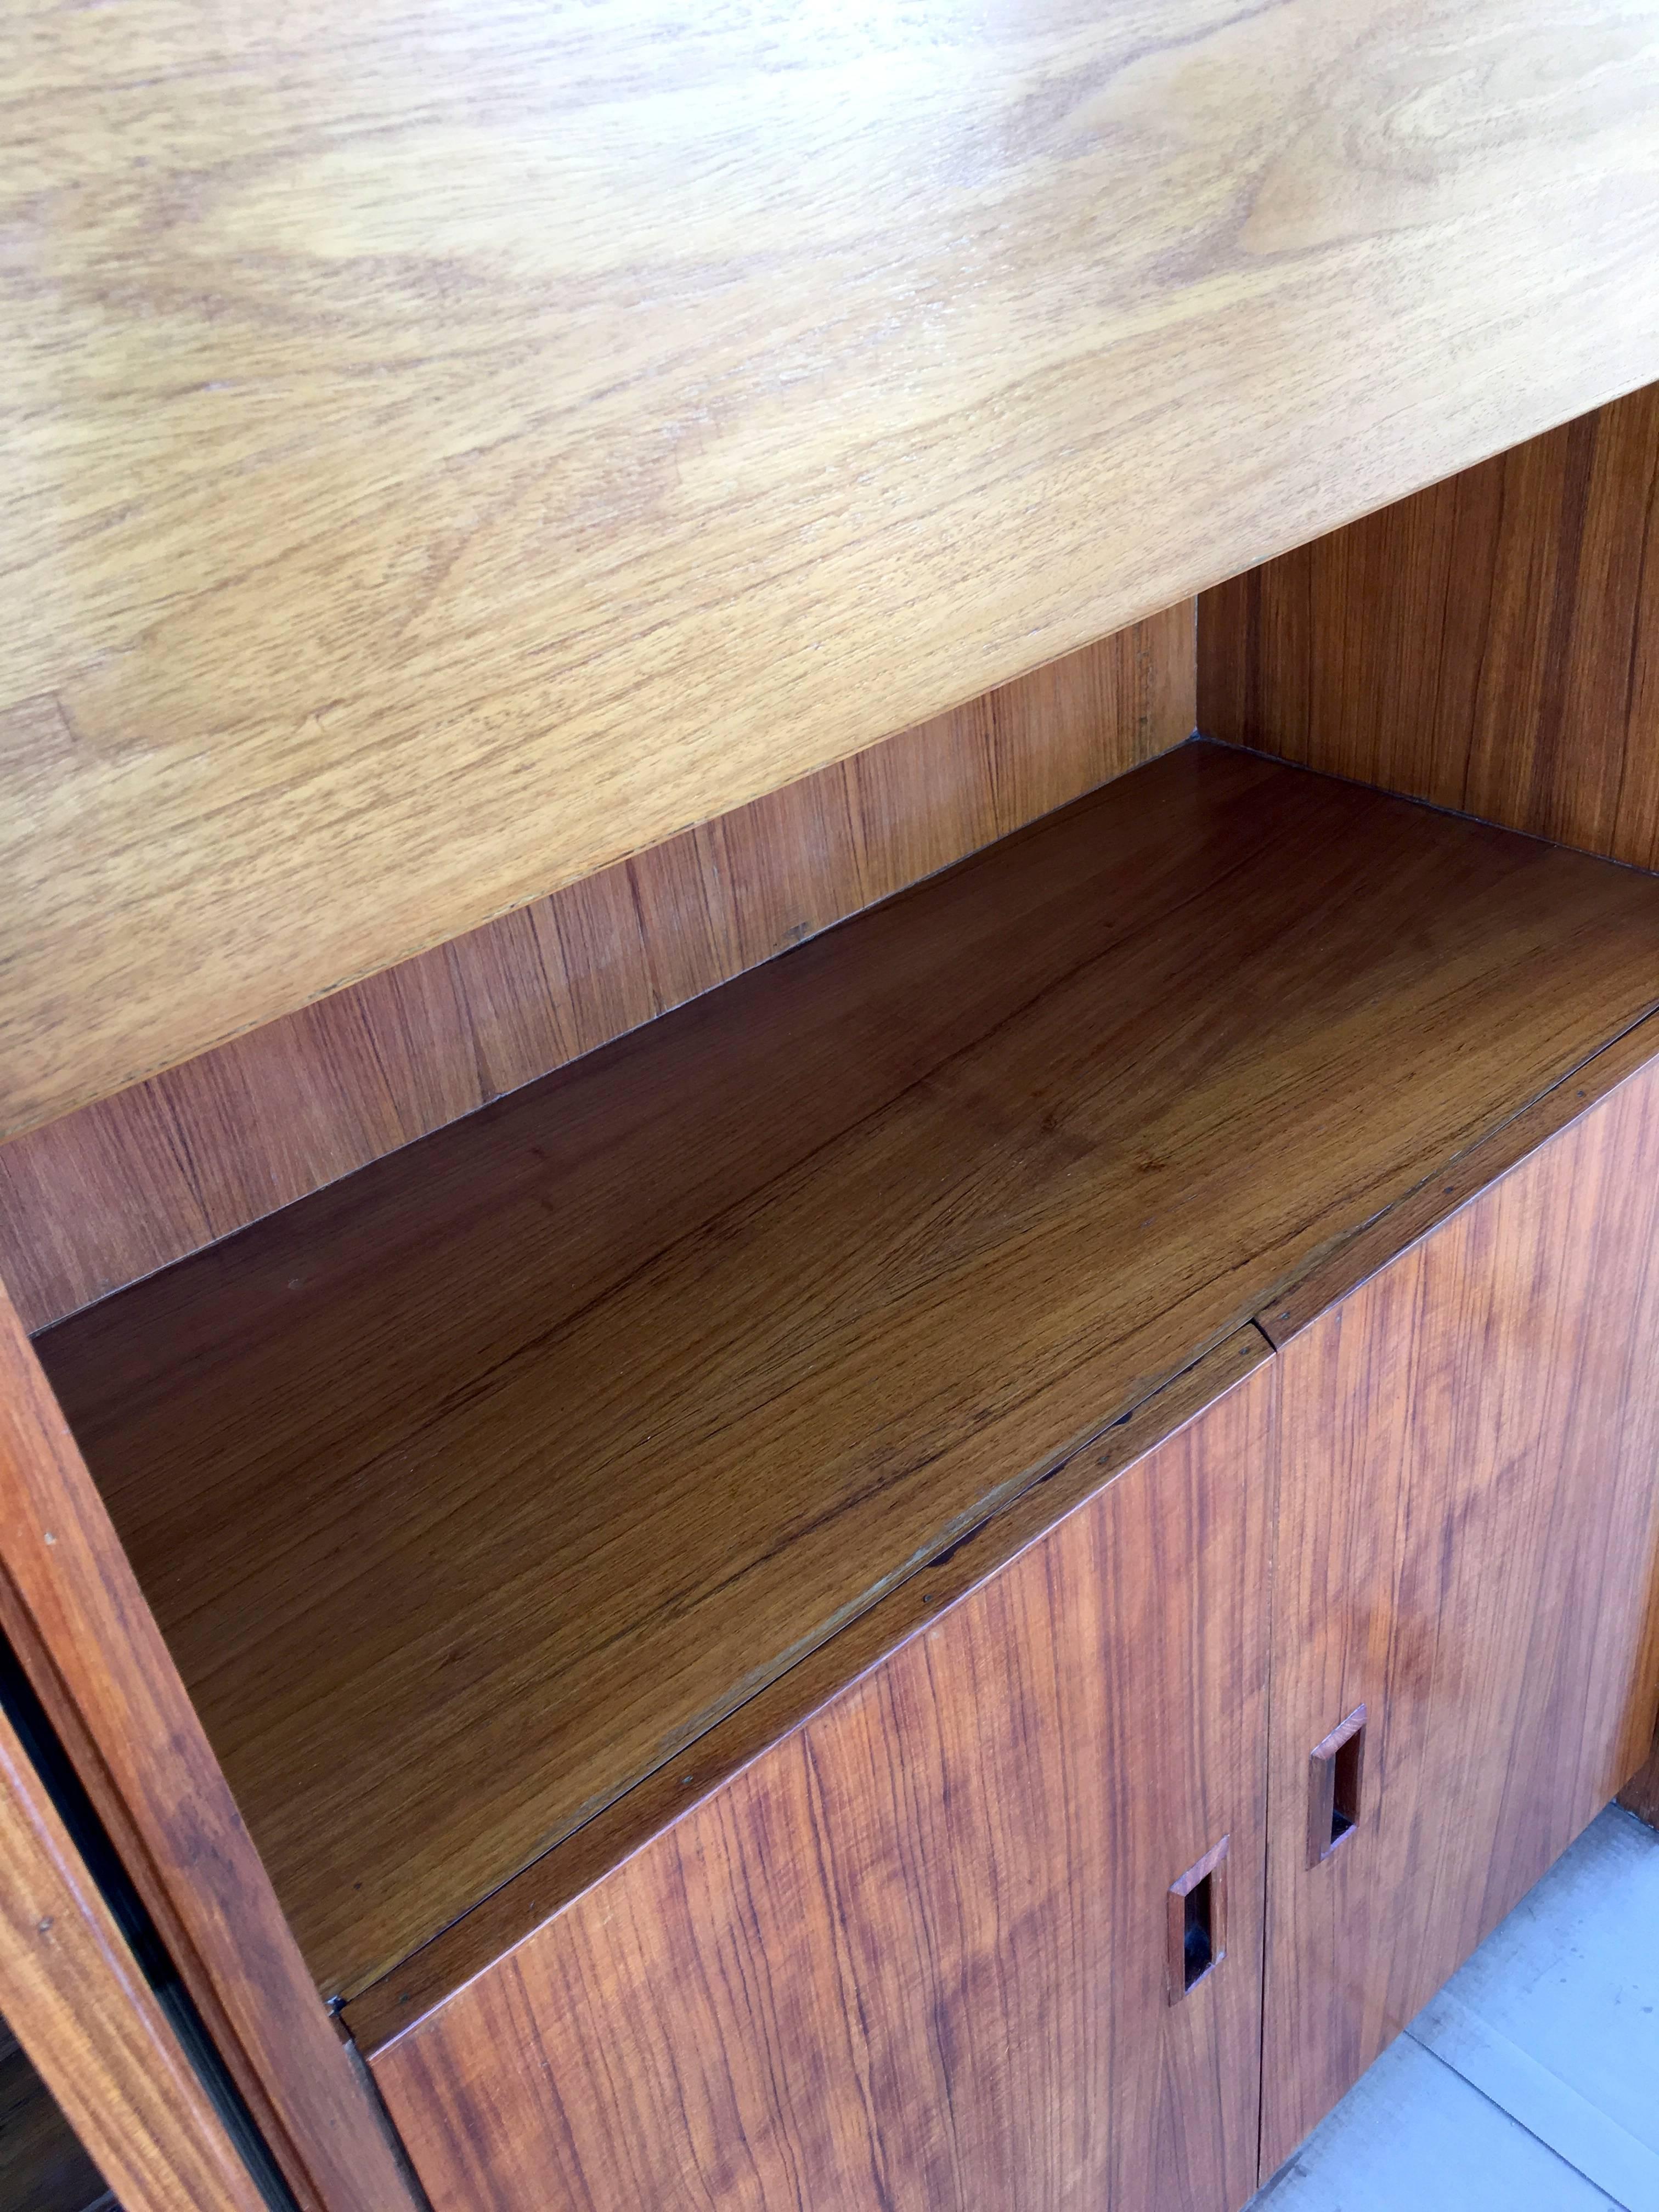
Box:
[1308,1704,1367,1867]
[1167,1835,1229,2001]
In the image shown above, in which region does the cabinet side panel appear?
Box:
[373,1362,1274,2212]
[0,1284,419,2212]
[0,1706,265,2212]
[1263,1056,1659,2172]
[1199,385,1659,865]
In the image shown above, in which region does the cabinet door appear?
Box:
[1264,1060,1659,2173]
[375,1356,1274,2212]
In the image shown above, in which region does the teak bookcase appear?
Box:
[4,12,1659,2209]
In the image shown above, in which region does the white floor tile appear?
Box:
[1413,1805,1659,2168]
[1252,2032,1618,2211]
[1409,1993,1659,2212]
[1249,1806,1659,2211]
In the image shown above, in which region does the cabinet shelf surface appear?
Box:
[36,740,1659,2004]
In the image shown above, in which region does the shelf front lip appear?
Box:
[342,1328,1276,2056]
[341,1001,1659,2049]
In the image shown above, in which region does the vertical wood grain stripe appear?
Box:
[1197,386,1659,867]
[0,1706,267,2212]
[0,1284,419,2210]
[0,610,1193,1333]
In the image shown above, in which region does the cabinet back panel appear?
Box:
[1199,385,1659,864]
[1264,1054,1659,2170]
[38,744,1659,2006]
[0,611,1192,1334]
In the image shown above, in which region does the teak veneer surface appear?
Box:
[39,743,1659,2004]
[347,1331,1273,2050]
[1263,1053,1659,2169]
[0,610,1193,1334]
[0,1283,417,2212]
[0,2030,109,2212]
[373,1355,1274,2212]
[1199,385,1659,865]
[0,1703,265,2212]
[4,2,1659,1135]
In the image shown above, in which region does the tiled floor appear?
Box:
[1251,1805,1659,2211]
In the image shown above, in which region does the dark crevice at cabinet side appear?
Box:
[0,1640,297,2212]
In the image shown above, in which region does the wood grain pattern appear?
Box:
[43,743,1659,2006]
[0,2024,116,2212]
[0,1284,418,2212]
[370,1352,1274,2212]
[1198,385,1659,861]
[1619,1733,1659,1827]
[0,610,1192,1334]
[346,1330,1274,2052]
[0,1703,263,2212]
[1255,1007,1659,1347]
[4,3,1659,1137]
[1262,1057,1659,2172]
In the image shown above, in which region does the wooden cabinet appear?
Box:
[349,1041,1659,2208]
[3,0,1659,2189]
[1261,1058,1659,2170]
[34,736,1659,2025]
[371,1348,1274,2212]
[5,353,1659,2205]
[360,1046,1659,2208]
[4,713,1659,2210]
